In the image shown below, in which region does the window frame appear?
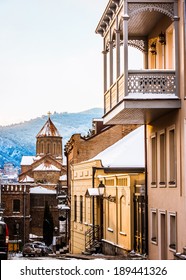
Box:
[151,133,157,187]
[167,125,177,187]
[168,211,177,252]
[150,208,158,244]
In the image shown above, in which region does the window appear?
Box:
[151,134,157,186]
[53,143,56,154]
[169,212,177,251]
[47,142,50,154]
[84,197,87,223]
[13,199,20,212]
[120,195,126,233]
[168,127,176,186]
[105,178,114,186]
[118,177,129,186]
[151,209,158,244]
[159,210,167,259]
[74,195,77,221]
[159,131,166,186]
[41,142,44,153]
[80,195,83,223]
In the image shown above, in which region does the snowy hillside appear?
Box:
[0,108,103,169]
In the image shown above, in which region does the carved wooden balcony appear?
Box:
[104,70,181,125]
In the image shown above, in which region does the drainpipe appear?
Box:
[92,167,104,238]
[92,167,96,229]
[66,153,70,247]
[23,185,26,244]
[144,124,148,255]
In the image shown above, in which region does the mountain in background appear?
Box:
[0,108,103,169]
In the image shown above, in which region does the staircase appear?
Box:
[83,225,102,255]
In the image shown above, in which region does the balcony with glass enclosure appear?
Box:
[96,0,181,124]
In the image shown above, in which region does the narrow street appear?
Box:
[8,252,60,260]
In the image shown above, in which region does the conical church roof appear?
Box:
[36,116,61,138]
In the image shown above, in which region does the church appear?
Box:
[19,113,66,185]
[2,114,67,249]
[18,113,67,240]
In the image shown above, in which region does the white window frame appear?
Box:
[150,133,157,187]
[167,125,176,187]
[158,130,166,187]
[168,211,177,252]
[150,208,158,244]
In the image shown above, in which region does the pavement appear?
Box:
[56,252,146,260]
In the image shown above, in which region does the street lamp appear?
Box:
[149,42,157,55]
[98,181,105,196]
[158,31,166,45]
[98,181,116,203]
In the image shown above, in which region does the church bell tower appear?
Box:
[36,112,63,163]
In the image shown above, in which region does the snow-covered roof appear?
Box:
[85,188,100,196]
[90,125,145,168]
[20,156,36,165]
[30,186,56,194]
[58,204,70,210]
[19,175,34,183]
[36,117,61,137]
[33,162,60,171]
[59,174,67,181]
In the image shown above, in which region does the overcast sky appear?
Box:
[0,0,142,126]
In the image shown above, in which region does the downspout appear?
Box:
[92,167,104,238]
[66,153,70,247]
[64,149,71,250]
[92,167,96,229]
[23,185,26,244]
[144,124,148,255]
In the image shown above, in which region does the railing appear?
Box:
[85,225,101,252]
[128,70,176,94]
[104,70,176,114]
[104,74,124,114]
[0,184,28,192]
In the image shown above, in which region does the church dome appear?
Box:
[36,114,63,162]
[36,116,61,138]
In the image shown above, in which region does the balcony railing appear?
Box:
[104,70,176,114]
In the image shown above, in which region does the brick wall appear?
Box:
[1,184,30,243]
[30,193,59,237]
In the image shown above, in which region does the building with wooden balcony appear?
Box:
[96,0,186,260]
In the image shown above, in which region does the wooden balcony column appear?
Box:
[115,15,121,79]
[109,39,114,87]
[102,48,108,93]
[116,29,121,79]
[143,40,149,70]
[122,0,129,97]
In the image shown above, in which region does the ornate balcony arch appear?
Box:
[128,39,147,53]
[128,2,174,20]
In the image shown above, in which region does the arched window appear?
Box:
[74,195,77,221]
[53,143,56,154]
[47,142,50,154]
[80,196,83,223]
[41,142,44,154]
[120,195,126,232]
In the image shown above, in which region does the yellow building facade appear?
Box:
[70,126,145,256]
